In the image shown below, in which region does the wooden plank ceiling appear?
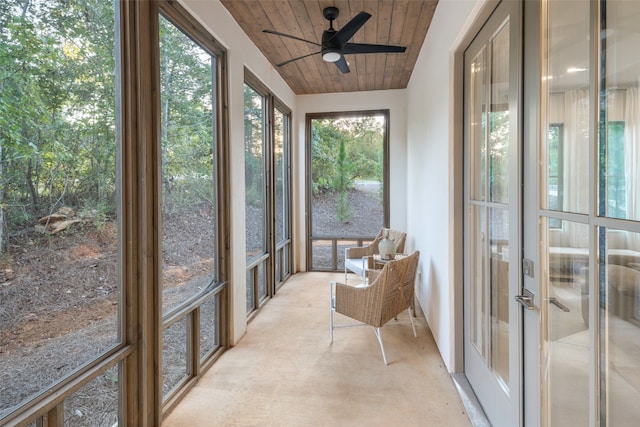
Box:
[220,0,439,95]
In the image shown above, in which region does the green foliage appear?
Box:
[79,199,113,231]
[332,138,352,192]
[335,190,352,223]
[311,115,384,196]
[244,84,265,207]
[1,0,117,239]
[0,1,219,249]
[160,13,216,218]
[333,138,353,223]
[162,174,215,217]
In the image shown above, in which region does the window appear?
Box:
[0,1,229,424]
[306,111,389,271]
[159,3,228,410]
[1,0,121,424]
[244,81,268,314]
[274,104,292,286]
[244,71,292,316]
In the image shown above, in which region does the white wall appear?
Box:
[295,91,408,271]
[180,0,409,345]
[180,0,296,345]
[406,0,481,371]
[181,0,486,371]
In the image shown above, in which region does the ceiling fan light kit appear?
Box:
[263,6,406,74]
[322,50,341,63]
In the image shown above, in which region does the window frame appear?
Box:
[158,0,230,416]
[305,110,391,271]
[244,69,293,318]
[0,1,230,425]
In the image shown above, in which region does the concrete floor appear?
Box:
[162,272,472,427]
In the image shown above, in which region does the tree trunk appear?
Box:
[26,158,39,214]
[0,142,4,254]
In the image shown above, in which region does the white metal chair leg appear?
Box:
[408,307,417,338]
[344,248,349,285]
[344,257,348,285]
[330,281,335,342]
[372,327,388,365]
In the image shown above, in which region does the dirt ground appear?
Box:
[0,188,381,422]
[311,188,384,237]
[0,219,120,424]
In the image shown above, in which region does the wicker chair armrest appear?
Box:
[335,282,376,325]
[346,244,376,259]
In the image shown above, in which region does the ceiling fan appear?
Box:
[263,6,407,74]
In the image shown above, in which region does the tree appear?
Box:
[243,84,265,207]
[0,0,117,252]
[159,15,215,214]
[333,138,353,222]
[310,119,342,194]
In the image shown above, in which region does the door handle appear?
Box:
[515,288,535,310]
[548,297,570,312]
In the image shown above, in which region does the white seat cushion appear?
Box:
[345,258,367,277]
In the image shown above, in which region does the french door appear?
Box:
[463,2,523,426]
[536,0,640,425]
[465,0,640,426]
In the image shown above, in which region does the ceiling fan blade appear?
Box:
[276,51,322,67]
[334,56,350,74]
[342,43,407,55]
[330,11,371,47]
[263,29,322,47]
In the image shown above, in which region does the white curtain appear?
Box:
[624,87,640,250]
[563,89,590,247]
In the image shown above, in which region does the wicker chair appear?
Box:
[330,251,420,365]
[343,228,407,284]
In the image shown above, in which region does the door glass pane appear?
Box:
[545,0,590,215]
[601,228,640,425]
[490,207,509,386]
[542,219,590,426]
[468,204,511,388]
[489,23,510,204]
[468,20,511,390]
[0,0,120,415]
[160,15,217,313]
[546,118,564,226]
[470,47,487,201]
[602,1,640,222]
[470,205,487,356]
[600,2,640,423]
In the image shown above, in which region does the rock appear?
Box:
[35,219,82,234]
[36,207,82,233]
